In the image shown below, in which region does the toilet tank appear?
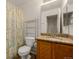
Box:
[25,37,35,47]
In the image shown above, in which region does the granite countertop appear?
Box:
[36,36,73,45]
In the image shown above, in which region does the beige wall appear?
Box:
[20,0,43,36]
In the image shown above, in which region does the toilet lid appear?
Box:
[18,45,31,53]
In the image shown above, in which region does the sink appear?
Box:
[41,33,73,40]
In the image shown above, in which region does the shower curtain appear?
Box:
[6,1,24,59]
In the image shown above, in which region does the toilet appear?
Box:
[18,37,35,59]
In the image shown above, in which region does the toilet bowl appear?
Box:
[18,37,35,59]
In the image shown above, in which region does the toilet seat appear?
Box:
[18,45,31,56]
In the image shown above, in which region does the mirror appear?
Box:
[63,12,73,26]
[47,15,58,34]
[40,0,73,37]
[62,5,73,35]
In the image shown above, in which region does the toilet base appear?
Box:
[21,55,31,59]
[27,55,31,59]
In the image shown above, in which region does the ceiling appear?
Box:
[8,0,73,7]
[7,0,29,6]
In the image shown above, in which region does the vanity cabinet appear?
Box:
[37,41,52,59]
[37,40,73,59]
[53,43,73,59]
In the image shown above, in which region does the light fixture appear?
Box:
[40,0,57,6]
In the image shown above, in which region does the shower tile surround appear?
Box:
[24,20,36,37]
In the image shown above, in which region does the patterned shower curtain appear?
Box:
[6,1,24,59]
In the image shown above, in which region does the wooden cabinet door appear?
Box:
[37,41,52,59]
[52,43,73,59]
